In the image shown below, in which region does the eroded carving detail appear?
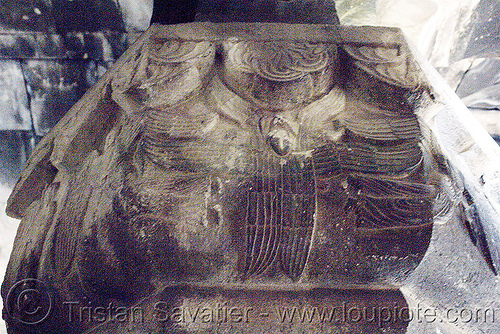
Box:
[222,40,337,109]
[2,23,459,334]
[112,39,215,113]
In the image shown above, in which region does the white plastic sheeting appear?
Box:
[118,0,153,31]
[337,0,480,67]
[0,185,19,334]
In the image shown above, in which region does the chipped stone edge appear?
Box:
[405,34,500,275]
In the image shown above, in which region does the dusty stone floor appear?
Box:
[403,212,500,333]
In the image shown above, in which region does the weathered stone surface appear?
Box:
[0,61,31,131]
[0,23,471,334]
[402,208,500,333]
[412,45,500,276]
[87,288,410,334]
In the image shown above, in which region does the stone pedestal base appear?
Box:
[85,286,409,334]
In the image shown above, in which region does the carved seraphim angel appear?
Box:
[2,24,456,326]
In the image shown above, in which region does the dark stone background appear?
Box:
[0,0,146,186]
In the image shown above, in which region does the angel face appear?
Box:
[259,115,297,157]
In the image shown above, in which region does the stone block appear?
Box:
[22,60,96,135]
[0,60,32,131]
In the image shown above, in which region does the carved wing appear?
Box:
[309,43,454,231]
[3,41,136,289]
[220,40,338,280]
[243,154,316,280]
[312,139,435,229]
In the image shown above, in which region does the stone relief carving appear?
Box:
[1,23,458,333]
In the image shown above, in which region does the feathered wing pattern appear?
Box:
[312,138,437,230]
[279,158,316,280]
[309,43,453,232]
[243,154,315,280]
